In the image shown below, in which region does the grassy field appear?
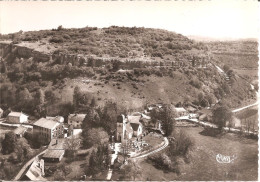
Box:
[139,127,258,181]
[59,74,200,110]
[233,68,258,83]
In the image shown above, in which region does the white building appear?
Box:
[7,112,28,123]
[175,107,187,117]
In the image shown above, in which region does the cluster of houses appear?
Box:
[115,104,191,147]
[0,104,198,180]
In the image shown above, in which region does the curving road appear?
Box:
[131,137,169,159]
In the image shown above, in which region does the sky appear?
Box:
[0,0,259,39]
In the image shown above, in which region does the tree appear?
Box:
[223,64,230,73]
[100,101,118,134]
[212,104,232,131]
[81,128,109,149]
[90,97,96,108]
[111,60,121,71]
[45,90,57,104]
[119,160,142,181]
[82,107,101,129]
[57,25,63,31]
[64,136,80,159]
[157,105,177,136]
[86,144,110,177]
[198,92,204,103]
[17,88,32,102]
[73,86,82,108]
[150,107,161,127]
[54,165,72,181]
[206,94,214,106]
[35,88,45,105]
[2,132,17,154]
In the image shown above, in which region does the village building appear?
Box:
[226,116,241,128]
[68,114,86,129]
[116,114,146,142]
[13,126,28,138]
[63,124,74,138]
[7,112,28,123]
[42,138,66,162]
[23,158,45,181]
[33,118,64,144]
[0,108,3,118]
[175,107,188,117]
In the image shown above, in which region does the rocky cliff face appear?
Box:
[0,42,51,62]
[0,42,89,66]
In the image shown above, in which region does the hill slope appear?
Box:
[0,26,256,117]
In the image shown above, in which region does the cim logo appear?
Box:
[216,154,236,163]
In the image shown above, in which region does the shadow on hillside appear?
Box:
[199,127,224,138]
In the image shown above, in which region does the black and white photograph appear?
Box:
[0,0,259,181]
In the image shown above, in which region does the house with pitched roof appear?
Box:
[68,114,86,129]
[33,118,64,144]
[116,114,145,142]
[7,111,28,123]
[42,138,66,162]
[175,107,187,117]
[23,158,46,181]
[14,126,28,138]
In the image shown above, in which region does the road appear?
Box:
[13,149,47,181]
[232,101,258,113]
[106,143,120,181]
[0,118,33,128]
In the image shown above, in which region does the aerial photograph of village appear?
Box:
[0,0,258,181]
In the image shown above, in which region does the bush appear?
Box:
[169,130,194,157]
[190,78,202,89]
[49,36,64,43]
[148,153,180,173]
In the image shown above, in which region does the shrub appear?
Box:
[49,36,64,43]
[169,130,194,157]
[190,78,202,89]
[148,153,180,173]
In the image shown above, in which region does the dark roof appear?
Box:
[43,149,65,159]
[130,123,140,131]
[48,138,66,150]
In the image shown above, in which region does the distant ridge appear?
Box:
[188,35,258,42]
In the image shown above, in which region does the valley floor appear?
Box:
[139,127,258,181]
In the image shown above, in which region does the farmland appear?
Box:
[139,127,258,181]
